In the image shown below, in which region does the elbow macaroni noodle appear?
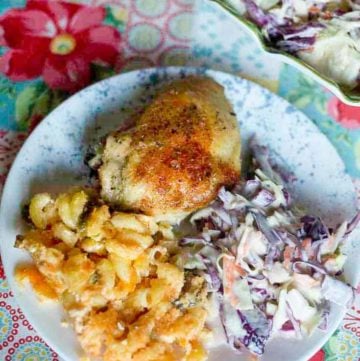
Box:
[15,189,209,361]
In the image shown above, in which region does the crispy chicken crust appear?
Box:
[99,77,241,222]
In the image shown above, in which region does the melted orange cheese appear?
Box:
[15,265,57,301]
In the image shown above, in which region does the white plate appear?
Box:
[0,67,358,361]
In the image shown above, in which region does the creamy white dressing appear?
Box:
[293,273,322,303]
[263,262,291,284]
[273,289,289,331]
[179,154,357,355]
[299,30,360,88]
[231,279,254,310]
[322,276,354,305]
[256,0,281,10]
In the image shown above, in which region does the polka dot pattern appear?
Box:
[324,329,360,361]
[159,45,189,66]
[128,23,164,52]
[134,0,169,18]
[0,302,19,352]
[173,0,193,7]
[120,0,193,70]
[4,336,58,361]
[0,305,13,344]
[121,56,155,71]
[166,11,192,41]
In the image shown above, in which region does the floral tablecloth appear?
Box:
[0,0,359,360]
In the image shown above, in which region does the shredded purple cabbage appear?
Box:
[237,309,271,354]
[234,0,360,88]
[178,143,358,355]
[298,216,329,242]
[252,212,284,245]
[292,260,328,275]
[243,0,278,27]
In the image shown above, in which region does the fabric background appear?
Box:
[0,1,359,360]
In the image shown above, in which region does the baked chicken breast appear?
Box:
[99,77,241,223]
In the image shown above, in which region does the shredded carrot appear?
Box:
[302,237,313,256]
[224,256,246,277]
[322,11,333,20]
[309,6,320,14]
[283,245,294,270]
[223,256,246,307]
[302,237,311,249]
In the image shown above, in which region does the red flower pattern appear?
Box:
[0,258,4,279]
[327,96,360,129]
[308,349,325,361]
[0,0,121,91]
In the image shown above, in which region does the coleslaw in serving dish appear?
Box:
[213,0,360,103]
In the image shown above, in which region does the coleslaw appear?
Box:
[176,141,359,355]
[229,0,360,89]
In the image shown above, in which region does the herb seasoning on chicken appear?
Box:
[99,77,241,223]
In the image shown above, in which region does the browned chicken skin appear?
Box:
[99,77,241,223]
